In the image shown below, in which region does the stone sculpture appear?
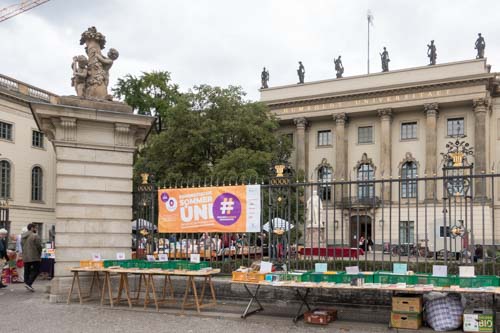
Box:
[475,33,485,59]
[427,40,437,65]
[334,56,344,78]
[261,67,269,89]
[297,61,305,84]
[380,47,390,72]
[71,26,119,100]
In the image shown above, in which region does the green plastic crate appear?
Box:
[423,274,458,287]
[334,272,374,284]
[458,275,500,288]
[289,271,313,282]
[373,271,418,285]
[310,272,338,283]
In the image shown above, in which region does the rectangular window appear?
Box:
[32,130,44,148]
[447,117,464,136]
[358,126,373,144]
[317,130,332,146]
[399,221,415,244]
[439,226,451,238]
[401,122,417,140]
[0,121,12,141]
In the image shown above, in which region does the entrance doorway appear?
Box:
[350,215,372,248]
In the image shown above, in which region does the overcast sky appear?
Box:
[1,0,500,101]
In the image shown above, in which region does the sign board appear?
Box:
[260,261,273,274]
[432,265,447,277]
[158,254,169,262]
[158,185,261,233]
[393,263,408,275]
[146,255,155,262]
[346,266,360,275]
[459,266,475,278]
[91,253,101,261]
[190,254,200,263]
[315,263,327,273]
[116,252,126,260]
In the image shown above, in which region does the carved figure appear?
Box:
[75,26,119,100]
[297,61,305,84]
[334,56,344,78]
[71,55,88,97]
[261,67,269,89]
[427,40,437,65]
[380,47,390,72]
[475,33,485,59]
[306,190,323,227]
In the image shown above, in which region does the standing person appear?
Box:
[0,228,9,288]
[15,227,28,283]
[21,224,42,292]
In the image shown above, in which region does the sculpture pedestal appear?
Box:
[31,97,153,300]
[305,226,326,248]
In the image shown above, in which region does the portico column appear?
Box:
[333,113,348,199]
[473,98,489,200]
[424,103,439,201]
[378,109,392,200]
[293,117,308,175]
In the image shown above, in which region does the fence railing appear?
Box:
[133,172,499,275]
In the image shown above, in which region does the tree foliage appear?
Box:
[114,73,292,186]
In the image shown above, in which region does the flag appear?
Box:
[367,10,374,26]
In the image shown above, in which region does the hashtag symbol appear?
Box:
[220,198,234,215]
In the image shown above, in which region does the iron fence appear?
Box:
[132,172,499,275]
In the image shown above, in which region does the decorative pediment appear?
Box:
[398,152,420,171]
[353,153,376,171]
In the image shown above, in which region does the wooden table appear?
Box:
[232,280,500,322]
[68,267,220,313]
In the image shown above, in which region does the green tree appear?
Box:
[113,71,180,132]
[116,73,292,185]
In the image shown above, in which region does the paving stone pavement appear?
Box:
[0,280,462,333]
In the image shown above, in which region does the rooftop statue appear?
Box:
[427,40,437,65]
[72,27,119,100]
[334,55,344,78]
[475,33,485,59]
[380,47,390,72]
[261,67,269,89]
[297,61,305,84]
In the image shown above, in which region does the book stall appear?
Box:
[232,262,499,332]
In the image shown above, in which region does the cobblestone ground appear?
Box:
[0,280,459,333]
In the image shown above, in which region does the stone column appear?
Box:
[377,109,392,201]
[473,98,489,200]
[31,97,154,301]
[293,117,308,175]
[333,113,348,200]
[424,103,439,201]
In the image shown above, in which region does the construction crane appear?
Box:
[0,0,50,23]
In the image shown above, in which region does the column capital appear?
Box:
[377,108,392,120]
[293,117,308,129]
[473,98,490,112]
[424,102,439,116]
[333,112,348,124]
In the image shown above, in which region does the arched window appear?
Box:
[318,165,332,200]
[401,162,417,198]
[31,166,43,201]
[357,164,374,199]
[0,161,10,198]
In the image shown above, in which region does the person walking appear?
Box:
[0,228,9,288]
[15,227,27,283]
[21,224,42,292]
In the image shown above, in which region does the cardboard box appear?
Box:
[304,309,337,325]
[392,295,423,313]
[463,308,495,332]
[390,312,422,330]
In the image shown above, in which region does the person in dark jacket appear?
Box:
[21,224,42,292]
[0,228,9,288]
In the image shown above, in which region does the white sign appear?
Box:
[158,253,169,262]
[346,266,360,275]
[459,266,475,278]
[146,255,155,262]
[116,252,126,260]
[91,253,101,261]
[315,263,327,273]
[260,261,273,274]
[432,265,448,277]
[190,254,200,263]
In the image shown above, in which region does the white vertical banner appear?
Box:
[245,185,261,232]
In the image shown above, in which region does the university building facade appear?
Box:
[261,59,500,252]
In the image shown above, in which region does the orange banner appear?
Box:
[158,185,261,233]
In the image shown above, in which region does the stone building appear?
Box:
[0,74,58,241]
[261,59,499,252]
